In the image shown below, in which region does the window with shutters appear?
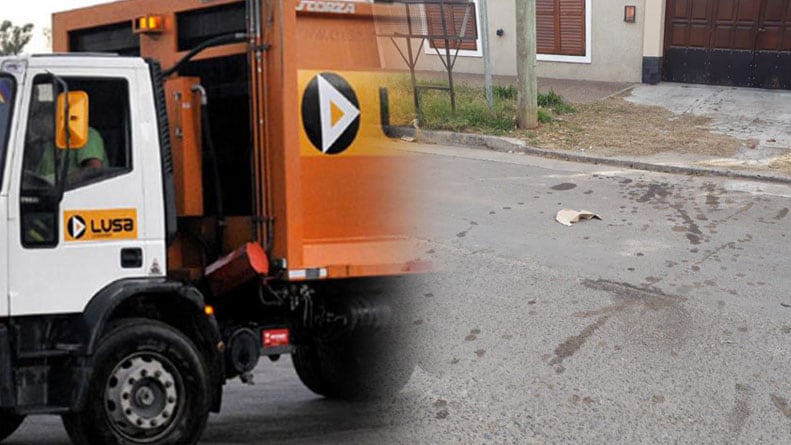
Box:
[425,0,481,56]
[537,0,591,63]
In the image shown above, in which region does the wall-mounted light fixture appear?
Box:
[624,5,636,23]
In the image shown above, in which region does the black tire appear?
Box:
[0,412,24,442]
[62,318,210,445]
[292,329,415,401]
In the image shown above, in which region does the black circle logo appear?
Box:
[301,72,361,155]
[67,215,87,239]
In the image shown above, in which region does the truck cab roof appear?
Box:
[1,54,149,77]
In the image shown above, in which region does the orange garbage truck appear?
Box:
[0,0,421,443]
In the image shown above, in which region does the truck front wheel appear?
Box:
[62,319,210,445]
[0,411,24,442]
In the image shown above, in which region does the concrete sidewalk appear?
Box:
[405,73,791,180]
[626,83,791,169]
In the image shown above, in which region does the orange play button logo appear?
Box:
[301,72,361,155]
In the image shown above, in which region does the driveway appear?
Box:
[626,83,791,167]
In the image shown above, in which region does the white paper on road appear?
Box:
[555,209,602,227]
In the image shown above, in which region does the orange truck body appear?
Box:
[53,0,420,282]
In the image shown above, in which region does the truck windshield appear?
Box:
[0,76,15,185]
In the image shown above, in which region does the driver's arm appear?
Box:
[81,158,103,170]
[75,127,108,171]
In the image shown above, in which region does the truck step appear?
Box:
[18,406,70,415]
[17,344,84,360]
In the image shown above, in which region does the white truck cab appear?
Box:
[1,56,169,317]
[0,55,217,445]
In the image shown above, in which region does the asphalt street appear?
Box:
[8,143,791,444]
[400,144,791,444]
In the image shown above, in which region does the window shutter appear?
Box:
[426,1,478,51]
[537,0,557,54]
[537,0,585,56]
[559,0,585,56]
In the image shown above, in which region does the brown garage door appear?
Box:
[664,0,791,89]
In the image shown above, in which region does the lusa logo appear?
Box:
[91,217,135,235]
[64,209,138,242]
[67,215,87,240]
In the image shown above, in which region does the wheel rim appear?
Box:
[104,352,182,443]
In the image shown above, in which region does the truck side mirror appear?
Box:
[55,91,89,150]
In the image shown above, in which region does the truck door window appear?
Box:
[20,75,133,248]
[23,76,132,189]
[0,76,14,187]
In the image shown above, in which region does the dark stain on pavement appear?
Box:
[573,280,685,318]
[730,383,752,439]
[550,183,577,191]
[776,208,789,220]
[771,394,791,419]
[672,205,704,245]
[456,221,479,238]
[687,234,701,245]
[549,316,610,372]
[636,183,671,203]
[465,328,480,341]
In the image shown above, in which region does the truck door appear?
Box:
[7,72,152,316]
[0,76,15,317]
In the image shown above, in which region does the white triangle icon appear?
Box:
[71,217,86,238]
[317,74,360,153]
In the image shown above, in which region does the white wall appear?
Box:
[378,0,649,83]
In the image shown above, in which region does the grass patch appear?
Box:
[387,77,575,135]
[537,109,553,123]
[538,90,576,114]
[493,85,517,100]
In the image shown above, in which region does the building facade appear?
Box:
[376,0,791,89]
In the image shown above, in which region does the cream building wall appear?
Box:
[378,0,657,83]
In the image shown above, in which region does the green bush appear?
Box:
[493,85,517,100]
[538,109,553,123]
[538,90,575,114]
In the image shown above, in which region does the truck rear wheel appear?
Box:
[292,330,414,401]
[0,412,24,442]
[62,318,210,445]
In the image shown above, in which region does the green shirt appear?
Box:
[37,127,107,178]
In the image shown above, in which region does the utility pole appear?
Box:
[479,0,493,110]
[515,0,538,129]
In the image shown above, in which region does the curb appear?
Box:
[390,127,791,185]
